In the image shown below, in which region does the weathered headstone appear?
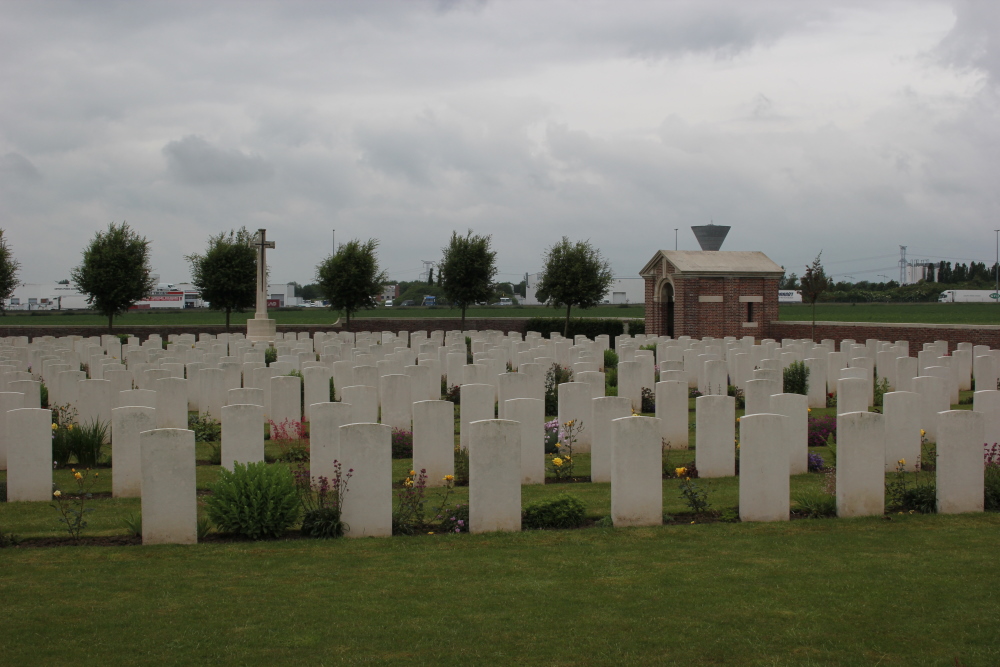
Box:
[610,415,662,526]
[140,428,197,544]
[469,419,522,533]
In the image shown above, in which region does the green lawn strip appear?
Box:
[0,304,644,327]
[779,301,1000,325]
[1,514,998,665]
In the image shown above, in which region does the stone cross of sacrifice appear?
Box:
[251,229,275,318]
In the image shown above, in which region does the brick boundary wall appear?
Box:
[768,320,1000,350]
[0,318,533,341]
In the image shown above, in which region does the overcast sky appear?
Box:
[2,0,999,288]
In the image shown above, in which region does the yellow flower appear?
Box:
[552,457,563,467]
[51,423,58,430]
[409,470,415,476]
[690,521,696,524]
[427,532,435,535]
[67,424,73,431]
[564,456,571,461]
[898,459,906,467]
[920,429,926,437]
[566,420,575,427]
[443,475,454,482]
[808,408,812,413]
[94,472,99,478]
[403,478,413,487]
[736,417,741,422]
[675,467,687,477]
[71,468,76,473]
[53,490,62,497]
[74,472,83,480]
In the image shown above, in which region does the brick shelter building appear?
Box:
[640,250,784,338]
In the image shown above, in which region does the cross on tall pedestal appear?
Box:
[247,228,278,342]
[252,229,275,318]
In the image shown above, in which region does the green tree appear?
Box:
[186,228,257,332]
[315,239,388,325]
[0,229,21,316]
[298,283,323,301]
[800,252,831,342]
[70,221,156,332]
[439,230,498,328]
[535,237,615,337]
[427,267,434,285]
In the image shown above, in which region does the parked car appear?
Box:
[384,299,393,307]
[401,300,414,306]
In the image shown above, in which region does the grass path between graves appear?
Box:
[1,512,998,666]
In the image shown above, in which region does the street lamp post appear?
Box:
[995,229,999,302]
[674,228,678,251]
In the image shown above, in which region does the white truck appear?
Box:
[778,290,803,304]
[938,290,999,303]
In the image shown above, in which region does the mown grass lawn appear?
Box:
[779,301,1000,325]
[0,304,644,327]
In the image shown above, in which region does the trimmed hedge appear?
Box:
[523,317,644,344]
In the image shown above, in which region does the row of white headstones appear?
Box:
[1,330,995,543]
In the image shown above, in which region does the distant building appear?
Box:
[522,274,644,306]
[266,283,301,308]
[380,284,399,303]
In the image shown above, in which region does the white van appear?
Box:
[384,299,394,307]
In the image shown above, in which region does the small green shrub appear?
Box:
[783,360,809,395]
[205,462,300,540]
[522,494,586,529]
[40,382,49,409]
[189,413,221,442]
[603,349,619,370]
[122,512,142,537]
[264,347,277,365]
[792,490,837,518]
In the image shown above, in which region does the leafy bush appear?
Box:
[727,385,745,410]
[40,382,49,409]
[603,349,619,370]
[444,384,461,404]
[792,490,837,518]
[627,319,645,335]
[605,366,618,389]
[525,317,625,344]
[544,363,573,415]
[522,494,586,529]
[439,503,469,533]
[808,415,836,447]
[886,459,936,513]
[984,443,1000,511]
[393,469,458,535]
[783,360,809,395]
[268,418,308,462]
[294,460,352,539]
[391,428,413,458]
[189,413,221,442]
[640,387,655,413]
[205,462,300,540]
[264,347,277,365]
[51,407,109,467]
[453,447,470,486]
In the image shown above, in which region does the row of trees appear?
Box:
[1,221,613,334]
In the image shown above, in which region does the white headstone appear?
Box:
[611,416,662,526]
[412,400,455,487]
[111,405,155,497]
[695,395,736,478]
[340,422,393,538]
[739,413,790,522]
[936,410,985,514]
[836,411,885,517]
[591,396,632,483]
[505,397,545,485]
[469,419,522,533]
[140,428,198,545]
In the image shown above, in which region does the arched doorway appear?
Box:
[661,281,674,337]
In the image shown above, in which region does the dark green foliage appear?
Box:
[522,494,587,530]
[70,221,156,332]
[728,385,745,410]
[605,366,618,388]
[628,320,645,335]
[301,508,346,539]
[439,230,498,328]
[641,387,655,413]
[783,360,810,395]
[603,349,619,370]
[188,413,221,442]
[264,347,277,365]
[205,462,300,540]
[40,382,48,409]
[525,318,630,345]
[544,363,572,415]
[792,491,837,518]
[899,485,937,514]
[186,228,257,332]
[71,420,109,467]
[535,237,615,337]
[315,239,389,325]
[0,228,21,316]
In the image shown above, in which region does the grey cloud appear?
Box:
[162,136,274,186]
[0,153,42,182]
[934,0,1000,84]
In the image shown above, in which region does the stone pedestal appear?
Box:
[246,316,276,343]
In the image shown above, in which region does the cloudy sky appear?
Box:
[2,0,999,288]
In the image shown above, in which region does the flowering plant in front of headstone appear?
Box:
[807,415,836,448]
[886,457,936,514]
[268,418,309,462]
[546,419,581,482]
[293,459,352,539]
[675,467,711,516]
[391,428,413,459]
[543,419,560,454]
[392,469,458,536]
[51,468,100,542]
